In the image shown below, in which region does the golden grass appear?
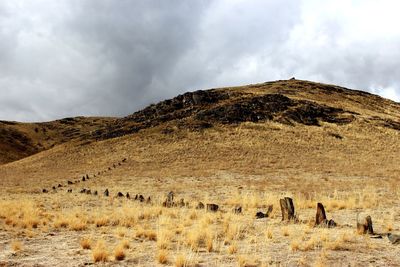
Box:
[80,237,92,249]
[157,249,169,264]
[174,253,187,267]
[228,243,238,254]
[157,228,172,249]
[121,239,130,249]
[113,245,125,261]
[11,240,22,252]
[92,240,108,262]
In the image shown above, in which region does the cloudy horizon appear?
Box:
[1,0,399,122]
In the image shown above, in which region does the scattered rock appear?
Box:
[357,215,374,235]
[67,181,73,185]
[206,203,219,212]
[80,188,86,193]
[256,211,266,219]
[178,198,185,207]
[315,202,336,228]
[138,195,145,202]
[104,189,109,197]
[280,197,295,221]
[163,191,175,207]
[233,206,242,214]
[196,202,205,209]
[387,233,400,244]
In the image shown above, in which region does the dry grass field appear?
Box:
[0,79,399,266]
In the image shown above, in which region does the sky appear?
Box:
[1,0,399,122]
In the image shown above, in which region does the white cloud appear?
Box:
[0,0,398,122]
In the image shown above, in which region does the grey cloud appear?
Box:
[0,0,399,122]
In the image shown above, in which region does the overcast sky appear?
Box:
[1,0,399,122]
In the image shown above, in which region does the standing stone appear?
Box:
[357,215,374,234]
[280,197,295,221]
[104,189,109,197]
[206,203,219,212]
[316,203,327,225]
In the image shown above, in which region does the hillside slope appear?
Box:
[0,79,399,191]
[0,117,116,164]
[1,79,398,166]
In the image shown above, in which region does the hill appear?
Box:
[1,79,399,166]
[0,117,116,164]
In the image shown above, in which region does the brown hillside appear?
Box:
[0,117,116,164]
[1,79,398,166]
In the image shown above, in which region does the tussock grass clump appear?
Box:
[135,226,157,241]
[95,216,109,227]
[174,253,187,267]
[114,245,126,261]
[80,237,92,249]
[265,227,273,240]
[157,249,169,264]
[11,240,22,252]
[157,228,172,249]
[92,240,109,262]
[228,243,238,254]
[223,220,244,242]
[0,200,42,229]
[69,218,87,231]
[121,239,130,249]
[281,226,290,237]
[185,225,214,251]
[53,215,69,228]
